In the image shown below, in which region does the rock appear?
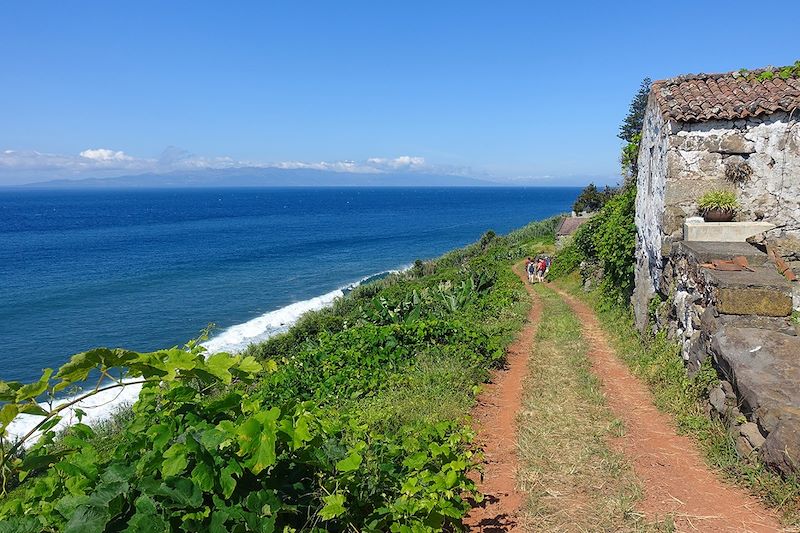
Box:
[735,435,755,458]
[739,422,766,449]
[710,326,800,474]
[716,133,756,154]
[710,327,800,433]
[662,205,687,236]
[715,314,797,336]
[761,419,800,476]
[709,386,727,415]
[720,380,735,400]
[703,267,793,317]
[716,287,793,317]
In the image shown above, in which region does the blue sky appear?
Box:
[1,1,797,185]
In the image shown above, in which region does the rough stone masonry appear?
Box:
[633,69,800,330]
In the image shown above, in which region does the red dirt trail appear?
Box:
[554,286,787,533]
[463,264,539,532]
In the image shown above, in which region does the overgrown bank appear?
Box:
[0,218,558,532]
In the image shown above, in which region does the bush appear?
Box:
[572,183,616,214]
[553,186,637,304]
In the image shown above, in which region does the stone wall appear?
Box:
[654,241,800,475]
[634,104,800,330]
[633,95,670,330]
[670,112,800,264]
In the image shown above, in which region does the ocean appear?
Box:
[1,187,578,385]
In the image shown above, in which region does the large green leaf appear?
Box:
[236,355,263,375]
[15,368,53,401]
[0,517,43,533]
[191,461,215,492]
[0,381,22,402]
[55,350,102,385]
[0,404,19,432]
[204,353,237,384]
[64,505,109,533]
[161,348,200,380]
[318,493,346,520]
[236,408,280,475]
[219,462,241,499]
[336,452,362,473]
[161,443,189,478]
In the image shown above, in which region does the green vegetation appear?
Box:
[697,189,739,214]
[557,274,800,524]
[550,186,637,305]
[571,182,616,214]
[518,284,668,531]
[0,219,558,532]
[738,61,800,81]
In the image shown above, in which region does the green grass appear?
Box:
[558,273,800,526]
[516,283,671,531]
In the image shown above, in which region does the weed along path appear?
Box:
[552,285,785,532]
[464,263,541,532]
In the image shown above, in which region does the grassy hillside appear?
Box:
[0,217,559,533]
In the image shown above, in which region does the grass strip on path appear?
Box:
[516,283,669,532]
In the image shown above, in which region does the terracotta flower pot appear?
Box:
[702,209,735,222]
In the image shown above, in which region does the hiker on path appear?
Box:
[536,257,547,283]
[527,259,537,283]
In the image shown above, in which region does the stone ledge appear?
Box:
[710,326,800,475]
[672,240,768,266]
[703,266,793,317]
[684,221,776,242]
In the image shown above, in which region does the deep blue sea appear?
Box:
[1,187,578,383]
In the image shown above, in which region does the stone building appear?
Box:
[554,214,592,248]
[631,67,800,475]
[633,68,800,329]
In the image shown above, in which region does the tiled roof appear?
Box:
[556,216,591,236]
[652,69,800,123]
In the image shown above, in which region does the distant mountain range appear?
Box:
[19,167,498,188]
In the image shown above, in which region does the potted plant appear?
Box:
[698,190,739,222]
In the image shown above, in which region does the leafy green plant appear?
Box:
[738,61,800,81]
[698,190,739,214]
[555,187,636,303]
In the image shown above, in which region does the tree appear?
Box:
[618,78,651,143]
[572,183,616,214]
[619,77,651,186]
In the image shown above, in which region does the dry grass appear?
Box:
[516,284,672,532]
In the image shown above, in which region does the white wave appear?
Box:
[201,288,345,355]
[5,380,143,446]
[5,268,406,445]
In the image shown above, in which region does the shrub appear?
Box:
[553,187,637,304]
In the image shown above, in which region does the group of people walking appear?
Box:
[525,255,551,283]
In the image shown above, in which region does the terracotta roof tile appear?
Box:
[652,68,800,123]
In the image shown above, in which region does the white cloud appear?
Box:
[366,156,426,169]
[79,148,134,162]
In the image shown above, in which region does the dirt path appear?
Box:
[552,286,786,533]
[463,264,539,532]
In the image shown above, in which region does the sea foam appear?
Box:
[5,269,402,445]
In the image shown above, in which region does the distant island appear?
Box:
[17,167,498,189]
